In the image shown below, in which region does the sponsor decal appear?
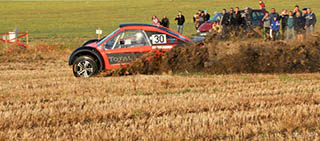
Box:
[107,53,144,65]
[150,34,167,44]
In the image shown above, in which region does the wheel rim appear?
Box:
[76,60,94,77]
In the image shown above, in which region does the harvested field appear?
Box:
[1,49,320,140]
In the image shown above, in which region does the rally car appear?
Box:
[69,23,202,77]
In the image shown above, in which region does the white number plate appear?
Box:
[151,34,167,44]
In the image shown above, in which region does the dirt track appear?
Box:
[1,50,320,140]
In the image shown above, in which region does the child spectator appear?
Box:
[286,11,295,40]
[271,16,280,41]
[294,12,306,41]
[280,9,289,40]
[152,16,160,25]
[305,8,317,36]
[262,12,271,40]
[160,16,170,28]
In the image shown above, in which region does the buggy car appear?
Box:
[69,23,202,77]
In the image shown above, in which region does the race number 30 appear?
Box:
[151,34,167,44]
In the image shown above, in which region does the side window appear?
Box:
[145,31,182,45]
[105,33,121,49]
[251,12,258,20]
[113,30,149,49]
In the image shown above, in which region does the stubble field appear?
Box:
[1,50,320,140]
[1,0,320,140]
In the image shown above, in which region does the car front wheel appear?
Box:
[73,56,98,77]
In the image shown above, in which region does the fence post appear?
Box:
[5,33,8,48]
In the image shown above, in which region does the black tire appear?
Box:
[73,56,98,77]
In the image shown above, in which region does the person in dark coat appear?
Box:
[203,10,210,21]
[294,12,306,41]
[234,7,242,28]
[280,9,289,39]
[229,8,236,30]
[305,8,317,36]
[160,16,170,28]
[220,9,230,33]
[175,11,185,34]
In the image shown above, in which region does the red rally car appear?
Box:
[69,23,202,77]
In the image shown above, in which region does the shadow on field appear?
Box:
[103,30,320,76]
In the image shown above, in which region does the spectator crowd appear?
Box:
[151,0,317,41]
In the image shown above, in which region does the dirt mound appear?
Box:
[103,44,209,76]
[103,32,320,76]
[207,39,320,74]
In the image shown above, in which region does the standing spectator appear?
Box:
[229,8,236,30]
[193,13,200,30]
[305,8,317,36]
[160,16,170,28]
[259,0,266,9]
[270,8,279,20]
[152,16,160,25]
[243,7,252,29]
[203,10,210,21]
[262,12,271,40]
[293,5,302,17]
[234,7,242,29]
[175,11,185,34]
[220,9,230,33]
[198,11,205,27]
[294,12,306,41]
[280,9,289,39]
[271,16,280,41]
[286,11,296,40]
[302,8,308,17]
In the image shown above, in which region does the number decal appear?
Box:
[151,34,167,44]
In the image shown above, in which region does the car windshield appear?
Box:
[97,28,120,46]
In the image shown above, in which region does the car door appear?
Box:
[144,30,184,51]
[251,11,259,26]
[103,29,152,68]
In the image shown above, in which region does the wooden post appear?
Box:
[26,31,29,45]
[98,27,101,40]
[15,32,18,47]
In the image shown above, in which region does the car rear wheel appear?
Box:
[73,56,98,77]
